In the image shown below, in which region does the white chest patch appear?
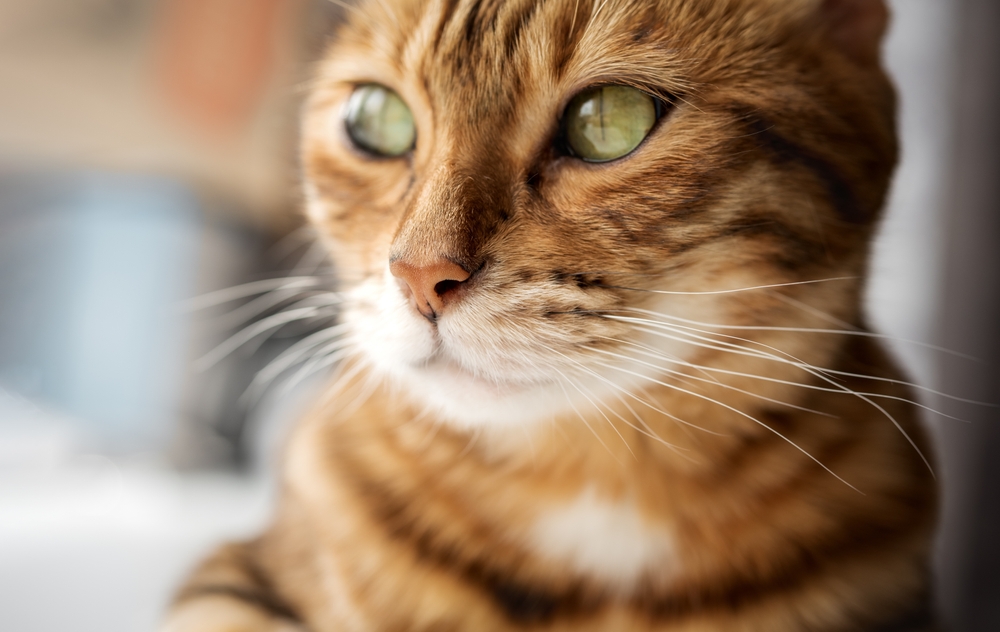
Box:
[526,489,679,592]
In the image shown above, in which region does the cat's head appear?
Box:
[301,0,897,429]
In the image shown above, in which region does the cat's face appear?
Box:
[302,0,896,429]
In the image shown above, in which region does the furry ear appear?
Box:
[820,0,890,65]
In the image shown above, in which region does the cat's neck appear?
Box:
[285,336,933,606]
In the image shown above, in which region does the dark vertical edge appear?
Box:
[932,0,1000,629]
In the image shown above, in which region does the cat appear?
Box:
[164,0,938,630]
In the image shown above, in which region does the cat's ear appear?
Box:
[819,0,890,66]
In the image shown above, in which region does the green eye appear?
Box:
[344,84,416,157]
[563,85,659,163]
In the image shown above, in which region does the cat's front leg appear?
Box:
[163,542,306,632]
[162,596,305,632]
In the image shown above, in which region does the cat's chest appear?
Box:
[523,489,680,592]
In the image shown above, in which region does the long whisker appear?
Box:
[603,326,929,411]
[552,368,623,465]
[338,369,385,420]
[258,325,351,380]
[767,290,859,331]
[587,341,836,418]
[543,344,724,437]
[604,310,988,408]
[195,307,322,372]
[561,372,637,460]
[291,240,333,278]
[594,361,862,492]
[280,344,358,400]
[180,277,330,312]
[625,307,980,363]
[218,289,342,332]
[604,318,935,476]
[603,276,856,296]
[243,328,355,404]
[267,225,320,264]
[602,331,968,423]
[609,388,693,457]
[545,345,693,451]
[213,288,317,331]
[317,356,369,412]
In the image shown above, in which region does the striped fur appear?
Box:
[165,0,938,630]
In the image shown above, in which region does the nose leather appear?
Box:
[390,258,471,320]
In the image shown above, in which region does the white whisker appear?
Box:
[605,276,856,296]
[180,277,329,312]
[767,290,859,331]
[556,354,697,453]
[625,308,980,363]
[317,357,369,413]
[552,369,623,465]
[587,342,835,418]
[603,317,936,476]
[561,372,637,460]
[543,344,721,439]
[601,333,966,422]
[280,345,357,400]
[243,329,355,404]
[594,361,862,492]
[613,312,988,407]
[195,307,322,372]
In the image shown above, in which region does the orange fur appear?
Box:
[166,1,938,630]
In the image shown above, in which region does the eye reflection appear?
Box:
[563,85,658,163]
[343,84,416,157]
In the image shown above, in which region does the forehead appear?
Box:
[327,0,735,121]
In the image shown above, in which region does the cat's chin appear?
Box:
[386,356,571,430]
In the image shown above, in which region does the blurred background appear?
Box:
[0,0,997,630]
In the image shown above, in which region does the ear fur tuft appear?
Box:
[820,0,890,65]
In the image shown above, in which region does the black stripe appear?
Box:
[431,0,462,54]
[734,108,868,224]
[176,585,301,623]
[711,211,826,270]
[462,0,487,44]
[341,444,931,626]
[500,0,544,63]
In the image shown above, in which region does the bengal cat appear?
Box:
[164,0,938,630]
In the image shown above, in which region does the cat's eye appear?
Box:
[562,85,659,163]
[343,84,416,157]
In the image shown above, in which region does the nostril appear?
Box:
[389,257,471,319]
[434,279,462,297]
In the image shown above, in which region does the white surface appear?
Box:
[868,0,956,387]
[0,464,272,632]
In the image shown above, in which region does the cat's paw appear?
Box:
[161,596,305,632]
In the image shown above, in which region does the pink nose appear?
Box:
[389,258,471,320]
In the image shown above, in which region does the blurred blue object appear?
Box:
[0,171,202,454]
